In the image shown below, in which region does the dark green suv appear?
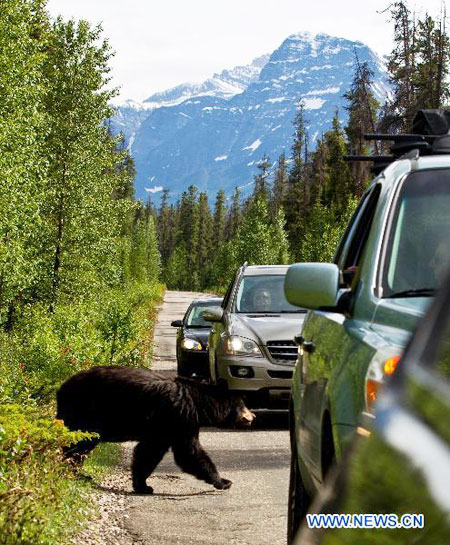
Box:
[284,113,450,541]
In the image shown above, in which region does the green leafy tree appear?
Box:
[0,0,47,325]
[234,197,289,266]
[41,17,128,307]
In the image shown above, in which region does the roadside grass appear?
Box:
[0,283,165,545]
[84,442,122,474]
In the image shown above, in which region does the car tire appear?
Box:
[287,419,310,543]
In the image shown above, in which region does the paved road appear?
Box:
[121,290,291,545]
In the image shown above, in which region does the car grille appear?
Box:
[266,340,298,364]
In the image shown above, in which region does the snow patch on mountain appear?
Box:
[111,32,391,201]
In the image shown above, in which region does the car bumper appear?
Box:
[216,354,293,406]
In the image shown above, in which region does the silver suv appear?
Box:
[205,264,307,408]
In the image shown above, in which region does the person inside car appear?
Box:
[252,288,272,311]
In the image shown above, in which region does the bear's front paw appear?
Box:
[133,484,154,495]
[214,478,232,490]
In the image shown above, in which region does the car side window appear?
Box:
[222,276,237,309]
[334,193,368,266]
[336,185,381,286]
[343,185,381,269]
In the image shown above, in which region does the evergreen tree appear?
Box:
[414,13,450,109]
[271,153,289,219]
[284,103,311,260]
[225,187,242,240]
[212,189,227,249]
[196,192,213,288]
[381,2,450,131]
[252,154,271,202]
[382,1,417,131]
[157,189,173,267]
[321,112,354,216]
[344,59,380,196]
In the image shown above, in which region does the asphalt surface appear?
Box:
[120,290,291,545]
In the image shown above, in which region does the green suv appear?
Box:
[284,110,450,541]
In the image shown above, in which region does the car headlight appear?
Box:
[224,335,262,357]
[181,338,203,351]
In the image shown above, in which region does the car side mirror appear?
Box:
[203,308,224,322]
[284,263,340,310]
[171,319,183,327]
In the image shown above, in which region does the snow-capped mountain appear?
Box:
[111,32,390,201]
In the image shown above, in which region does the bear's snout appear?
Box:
[236,406,256,428]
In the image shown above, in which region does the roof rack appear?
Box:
[345,109,450,175]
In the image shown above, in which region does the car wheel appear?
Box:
[287,421,310,543]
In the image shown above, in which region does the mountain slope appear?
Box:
[112,32,390,201]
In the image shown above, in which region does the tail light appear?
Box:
[365,351,402,413]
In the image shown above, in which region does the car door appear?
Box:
[208,271,240,381]
[294,274,450,545]
[298,185,382,484]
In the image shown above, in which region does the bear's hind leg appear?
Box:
[172,436,232,490]
[132,438,169,494]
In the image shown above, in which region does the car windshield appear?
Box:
[234,274,305,313]
[186,302,220,327]
[383,169,450,297]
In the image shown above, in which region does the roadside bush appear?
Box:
[0,282,164,405]
[0,404,94,545]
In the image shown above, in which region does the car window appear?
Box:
[233,275,306,313]
[335,185,381,287]
[382,169,450,297]
[222,277,236,309]
[334,191,369,266]
[344,186,381,269]
[186,303,220,327]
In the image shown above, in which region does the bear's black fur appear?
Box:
[56,366,254,494]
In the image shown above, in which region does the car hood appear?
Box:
[229,313,306,344]
[183,328,210,346]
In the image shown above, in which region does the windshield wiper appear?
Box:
[275,310,308,313]
[243,312,281,316]
[386,288,436,298]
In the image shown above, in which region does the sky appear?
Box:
[46,0,447,104]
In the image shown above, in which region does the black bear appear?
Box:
[56,366,255,494]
